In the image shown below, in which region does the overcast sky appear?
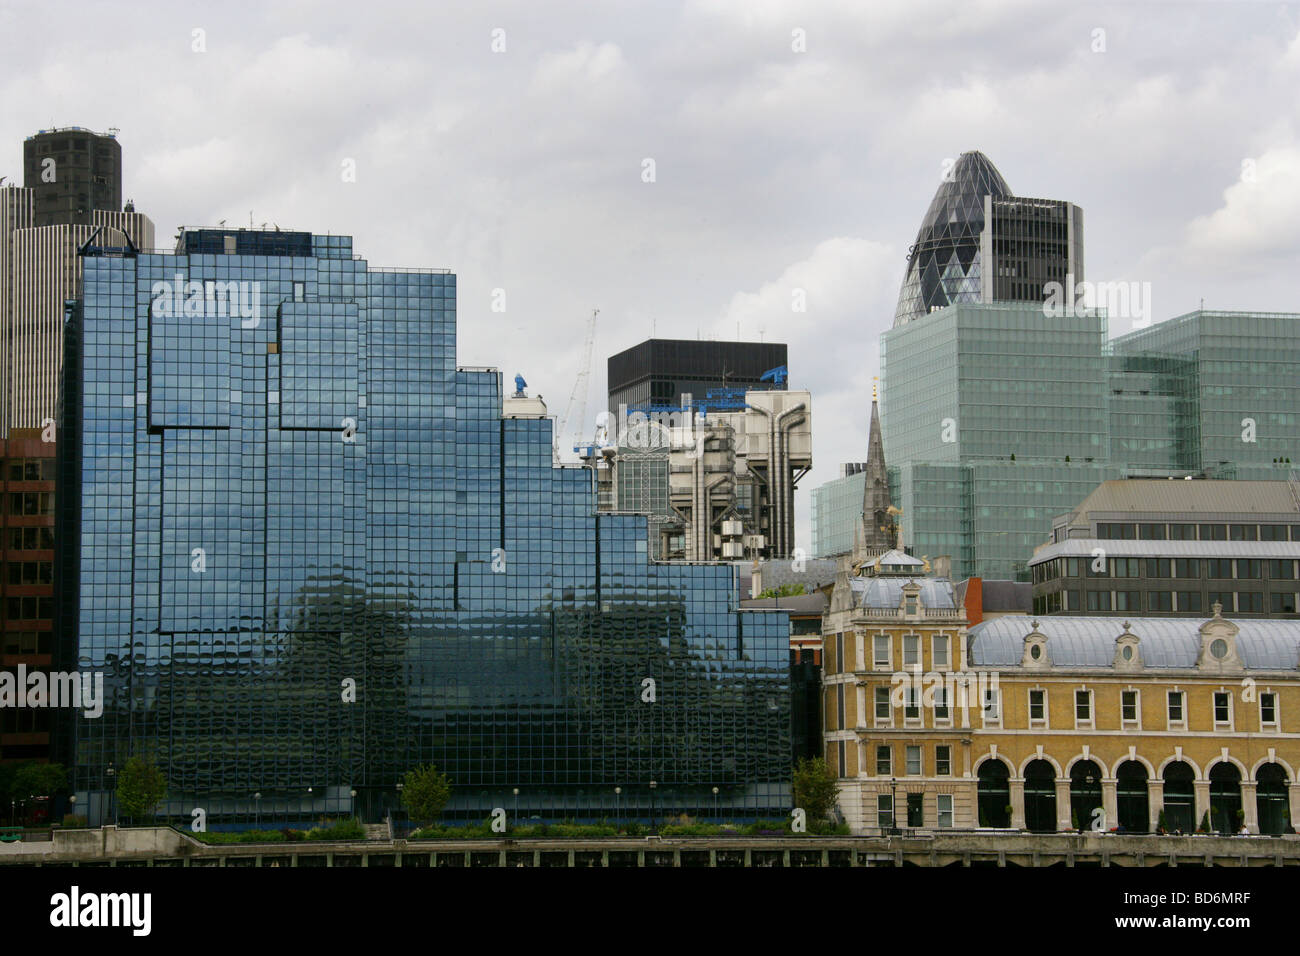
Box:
[3,0,1298,547]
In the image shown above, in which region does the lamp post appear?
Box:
[68,794,76,826]
[649,780,658,831]
[890,776,897,834]
[106,764,117,827]
[349,788,357,822]
[614,787,622,829]
[512,787,519,822]
[712,786,719,823]
[254,792,261,827]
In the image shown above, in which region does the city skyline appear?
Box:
[4,0,1300,549]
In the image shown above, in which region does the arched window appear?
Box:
[1209,762,1242,834]
[1023,759,1057,833]
[977,759,1011,828]
[1115,761,1149,833]
[1161,761,1195,833]
[1256,764,1290,836]
[1069,760,1103,831]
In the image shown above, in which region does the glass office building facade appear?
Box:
[56,232,791,824]
[882,303,1300,581]
[810,470,866,558]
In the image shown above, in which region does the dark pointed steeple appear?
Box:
[857,379,895,556]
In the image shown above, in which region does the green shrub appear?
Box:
[60,814,88,828]
[305,817,365,841]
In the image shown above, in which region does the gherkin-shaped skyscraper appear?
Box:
[894,151,1010,327]
[893,151,1083,329]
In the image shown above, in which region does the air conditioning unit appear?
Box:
[721,519,744,537]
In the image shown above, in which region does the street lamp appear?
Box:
[712,786,719,822]
[890,776,898,835]
[106,764,117,826]
[68,794,76,826]
[512,787,519,821]
[614,787,622,828]
[649,780,658,831]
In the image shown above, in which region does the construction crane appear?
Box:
[555,308,599,463]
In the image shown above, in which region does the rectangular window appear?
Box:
[873,634,890,669]
[293,281,305,302]
[1175,558,1201,579]
[903,687,920,721]
[1148,591,1173,612]
[1238,559,1262,580]
[1169,523,1197,540]
[983,688,1001,723]
[1086,591,1112,611]
[1209,592,1234,613]
[1208,559,1234,579]
[838,740,847,778]
[934,686,949,722]
[877,794,894,829]
[1269,560,1295,580]
[836,683,845,729]
[1178,591,1203,613]
[1138,523,1166,540]
[936,793,953,828]
[1214,691,1231,725]
[876,745,892,776]
[1261,525,1289,541]
[1168,690,1184,725]
[906,745,921,775]
[1144,558,1171,578]
[1200,524,1227,541]
[836,633,844,674]
[1115,591,1140,611]
[1121,689,1138,723]
[1029,688,1045,723]
[936,745,951,776]
[902,634,919,667]
[1075,689,1092,724]
[1238,592,1264,613]
[932,635,950,669]
[874,686,891,721]
[1261,693,1278,726]
[1230,524,1258,541]
[1271,592,1296,614]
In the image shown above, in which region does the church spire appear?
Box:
[858,385,895,555]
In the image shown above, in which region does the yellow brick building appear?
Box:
[824,557,1300,835]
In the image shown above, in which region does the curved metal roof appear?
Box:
[851,576,957,610]
[969,614,1300,670]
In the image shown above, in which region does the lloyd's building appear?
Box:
[55,226,792,825]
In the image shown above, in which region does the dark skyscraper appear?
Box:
[607,338,788,416]
[23,127,123,227]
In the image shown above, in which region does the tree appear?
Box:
[115,757,167,824]
[759,583,806,599]
[792,757,839,823]
[401,764,452,827]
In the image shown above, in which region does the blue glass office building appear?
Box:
[57,231,791,824]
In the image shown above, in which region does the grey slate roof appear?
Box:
[969,614,1300,670]
[851,576,956,610]
[1031,538,1300,565]
[1063,480,1299,526]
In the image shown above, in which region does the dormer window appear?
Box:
[905,596,918,615]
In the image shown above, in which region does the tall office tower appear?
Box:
[23,127,122,227]
[58,229,792,825]
[607,338,788,416]
[894,151,1083,327]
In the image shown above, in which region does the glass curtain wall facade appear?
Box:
[810,470,866,558]
[882,304,1300,581]
[57,232,791,825]
[1110,311,1300,479]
